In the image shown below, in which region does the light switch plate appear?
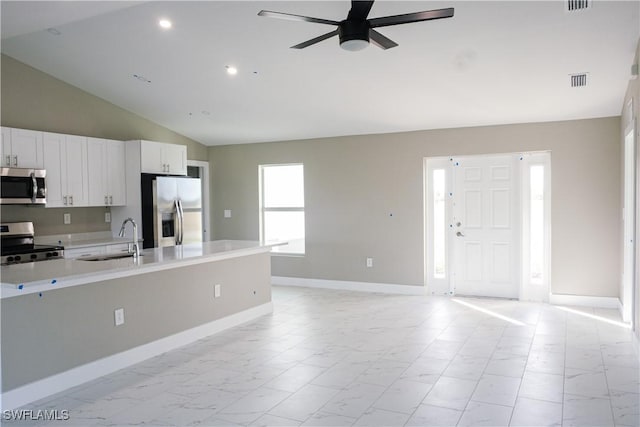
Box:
[214,284,221,298]
[63,213,71,225]
[224,209,231,218]
[114,308,125,326]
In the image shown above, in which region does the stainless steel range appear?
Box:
[1,222,64,265]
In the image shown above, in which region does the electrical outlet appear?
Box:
[114,308,125,326]
[105,212,111,223]
[366,257,373,268]
[224,209,232,218]
[63,213,71,225]
[214,284,221,298]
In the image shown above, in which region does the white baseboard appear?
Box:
[633,332,640,365]
[272,276,424,295]
[0,302,273,411]
[549,293,620,309]
[618,299,625,321]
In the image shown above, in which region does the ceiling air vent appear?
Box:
[566,0,591,12]
[570,73,588,88]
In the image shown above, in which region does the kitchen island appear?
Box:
[1,241,276,409]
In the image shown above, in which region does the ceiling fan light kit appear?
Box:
[339,20,370,51]
[258,0,454,51]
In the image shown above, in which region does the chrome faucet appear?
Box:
[118,218,140,259]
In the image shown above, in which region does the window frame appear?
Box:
[258,163,305,256]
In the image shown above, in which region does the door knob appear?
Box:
[456,231,465,237]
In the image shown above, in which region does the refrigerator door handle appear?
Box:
[177,199,185,245]
[173,199,181,245]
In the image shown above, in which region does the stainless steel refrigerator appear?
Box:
[141,174,202,248]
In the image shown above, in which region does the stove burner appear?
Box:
[2,245,65,265]
[1,222,65,265]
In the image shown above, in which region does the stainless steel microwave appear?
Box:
[0,168,46,205]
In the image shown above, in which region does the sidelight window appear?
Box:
[529,165,544,283]
[433,169,446,278]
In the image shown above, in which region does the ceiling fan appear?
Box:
[258,0,454,51]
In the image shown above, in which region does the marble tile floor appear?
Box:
[5,286,639,427]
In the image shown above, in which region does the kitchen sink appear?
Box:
[77,252,142,262]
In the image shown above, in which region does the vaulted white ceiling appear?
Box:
[2,1,638,146]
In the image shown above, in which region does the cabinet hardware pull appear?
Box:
[12,155,18,166]
[69,195,74,205]
[109,195,113,205]
[63,196,68,205]
[105,196,108,205]
[5,155,10,166]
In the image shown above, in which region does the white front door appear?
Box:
[623,124,636,324]
[451,154,520,298]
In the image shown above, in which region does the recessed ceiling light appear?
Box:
[159,19,172,29]
[226,66,238,76]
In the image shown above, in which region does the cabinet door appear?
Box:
[87,138,108,206]
[1,127,10,167]
[10,128,44,168]
[164,144,187,175]
[140,140,164,174]
[64,135,89,207]
[107,140,127,205]
[43,132,66,207]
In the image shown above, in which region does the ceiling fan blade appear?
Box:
[291,29,339,49]
[347,1,374,21]
[369,29,398,49]
[258,10,339,26]
[369,7,454,28]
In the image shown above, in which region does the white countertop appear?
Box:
[1,240,279,299]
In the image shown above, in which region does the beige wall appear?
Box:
[210,117,621,298]
[0,55,207,235]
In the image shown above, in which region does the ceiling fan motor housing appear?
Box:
[338,20,370,47]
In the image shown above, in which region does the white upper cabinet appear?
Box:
[140,140,186,175]
[43,132,89,207]
[0,127,9,165]
[163,143,187,175]
[107,140,127,205]
[87,138,126,206]
[1,127,44,168]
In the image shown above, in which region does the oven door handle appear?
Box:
[31,171,38,203]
